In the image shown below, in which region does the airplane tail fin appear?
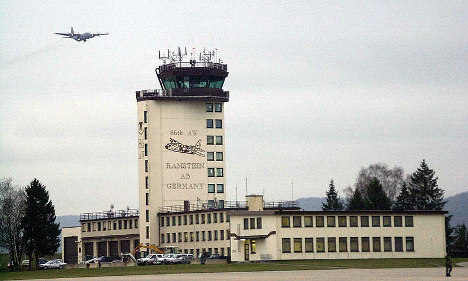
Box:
[71,27,74,35]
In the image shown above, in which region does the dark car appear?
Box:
[209,254,226,259]
[38,258,48,265]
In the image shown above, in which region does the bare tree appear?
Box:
[0,178,26,271]
[343,163,405,202]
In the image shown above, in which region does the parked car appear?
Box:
[176,254,193,264]
[21,260,30,267]
[85,256,121,264]
[39,259,66,269]
[161,254,183,264]
[38,258,48,265]
[136,254,161,266]
[209,254,226,259]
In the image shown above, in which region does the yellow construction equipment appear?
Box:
[131,243,164,256]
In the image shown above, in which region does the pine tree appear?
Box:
[393,183,414,211]
[454,224,467,249]
[322,180,344,211]
[347,188,367,210]
[445,215,455,248]
[366,177,392,210]
[21,179,60,270]
[408,159,445,210]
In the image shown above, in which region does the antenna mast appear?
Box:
[291,180,294,201]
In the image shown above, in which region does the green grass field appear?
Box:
[1,256,467,281]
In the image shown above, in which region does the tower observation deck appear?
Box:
[136,48,229,102]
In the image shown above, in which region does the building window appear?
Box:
[113,222,116,230]
[220,213,224,223]
[146,226,149,239]
[216,152,223,161]
[361,216,369,227]
[215,135,223,145]
[178,216,182,225]
[184,232,188,242]
[281,216,290,228]
[304,216,313,227]
[316,237,325,252]
[292,216,302,227]
[217,184,224,193]
[213,213,218,223]
[328,237,336,252]
[207,135,214,145]
[172,216,176,226]
[144,111,147,123]
[257,217,262,229]
[405,216,413,227]
[338,216,347,227]
[226,214,230,222]
[206,119,213,128]
[145,193,149,205]
[206,103,213,112]
[183,215,187,225]
[166,234,170,243]
[208,168,215,177]
[196,214,200,224]
[214,230,218,241]
[166,217,170,226]
[208,231,212,241]
[372,237,381,252]
[220,230,225,240]
[250,218,256,229]
[362,237,370,252]
[190,215,194,225]
[395,237,403,252]
[171,233,175,243]
[196,231,200,241]
[207,152,214,161]
[160,217,164,227]
[350,237,359,252]
[251,239,256,254]
[305,238,314,252]
[294,238,302,253]
[316,216,325,227]
[144,143,148,156]
[145,176,149,189]
[384,237,392,252]
[201,214,206,224]
[208,184,215,193]
[144,127,147,140]
[98,222,101,231]
[350,216,358,227]
[145,160,148,172]
[406,237,414,252]
[282,238,291,253]
[207,214,211,224]
[339,237,347,252]
[161,234,165,243]
[215,103,222,112]
[383,216,392,227]
[394,216,403,227]
[129,220,133,229]
[244,218,249,230]
[215,119,222,128]
[327,216,336,227]
[216,168,223,177]
[145,210,149,222]
[372,216,380,227]
[178,232,182,242]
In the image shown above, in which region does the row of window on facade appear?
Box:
[160,212,230,227]
[207,152,223,161]
[208,168,224,177]
[281,236,415,254]
[208,184,224,193]
[206,103,223,113]
[181,247,231,259]
[207,135,223,145]
[161,229,230,244]
[207,119,222,129]
[281,215,414,228]
[82,219,139,232]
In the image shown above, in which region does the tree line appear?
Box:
[322,159,467,252]
[0,178,60,271]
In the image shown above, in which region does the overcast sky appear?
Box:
[1,1,467,215]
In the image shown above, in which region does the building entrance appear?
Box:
[244,243,249,261]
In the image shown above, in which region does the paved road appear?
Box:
[30,267,468,281]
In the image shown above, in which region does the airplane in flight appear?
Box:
[54,27,109,42]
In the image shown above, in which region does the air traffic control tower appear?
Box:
[136,48,229,246]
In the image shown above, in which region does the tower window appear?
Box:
[144,143,148,156]
[206,119,213,128]
[208,168,215,177]
[216,168,223,177]
[207,152,214,161]
[217,184,224,193]
[144,127,147,139]
[145,160,148,172]
[146,226,149,239]
[208,184,215,193]
[215,119,222,128]
[145,193,149,205]
[216,136,223,145]
[146,210,149,222]
[144,111,147,123]
[207,135,214,145]
[216,152,223,161]
[214,103,222,112]
[145,176,149,189]
[206,103,213,112]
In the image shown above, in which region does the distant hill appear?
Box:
[296,197,325,211]
[445,192,468,226]
[296,192,468,228]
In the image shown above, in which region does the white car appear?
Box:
[39,259,66,269]
[136,254,162,266]
[161,254,183,264]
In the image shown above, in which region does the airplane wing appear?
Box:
[54,32,71,36]
[93,33,109,36]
